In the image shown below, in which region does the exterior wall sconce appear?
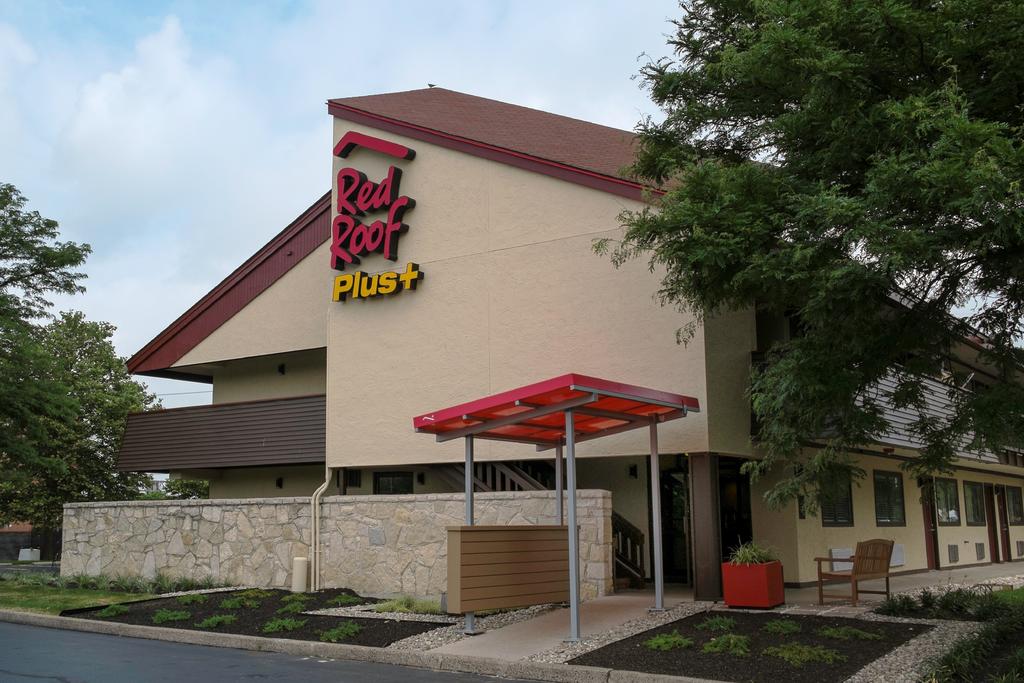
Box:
[628,464,638,479]
[275,477,284,489]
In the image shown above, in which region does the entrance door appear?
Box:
[996,485,1013,562]
[660,469,691,584]
[718,457,753,557]
[985,484,1001,563]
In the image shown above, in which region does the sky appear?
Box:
[0,0,679,407]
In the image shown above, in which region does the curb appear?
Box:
[0,610,721,683]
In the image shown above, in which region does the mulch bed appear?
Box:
[570,611,932,683]
[68,588,445,648]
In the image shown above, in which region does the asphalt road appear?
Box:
[0,622,521,683]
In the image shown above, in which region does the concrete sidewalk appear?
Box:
[434,586,693,661]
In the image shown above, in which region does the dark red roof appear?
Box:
[414,374,700,448]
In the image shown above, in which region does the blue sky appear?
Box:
[0,0,678,406]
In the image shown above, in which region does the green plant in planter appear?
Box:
[276,601,309,615]
[762,619,801,635]
[152,609,191,624]
[319,621,362,642]
[177,593,208,606]
[728,542,777,565]
[763,643,846,666]
[644,630,694,651]
[196,614,237,629]
[95,603,129,618]
[818,625,882,641]
[262,617,307,633]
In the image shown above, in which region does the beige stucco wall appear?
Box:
[325,120,709,467]
[204,464,328,499]
[932,466,1024,565]
[207,348,327,404]
[175,239,333,367]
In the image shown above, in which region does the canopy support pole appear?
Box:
[463,435,479,635]
[565,410,581,642]
[555,443,564,526]
[649,418,665,612]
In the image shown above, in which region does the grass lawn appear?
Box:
[0,581,153,614]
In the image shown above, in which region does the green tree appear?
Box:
[139,479,209,500]
[0,184,90,502]
[605,1,1024,507]
[0,312,158,527]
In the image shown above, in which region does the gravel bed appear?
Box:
[528,600,715,664]
[845,612,983,683]
[388,603,561,651]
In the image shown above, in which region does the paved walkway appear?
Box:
[434,586,692,661]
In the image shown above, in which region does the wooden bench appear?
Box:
[815,538,894,607]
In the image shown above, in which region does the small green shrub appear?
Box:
[762,618,801,636]
[727,542,777,565]
[918,589,938,611]
[220,594,262,610]
[152,573,177,595]
[876,594,917,616]
[702,634,750,657]
[938,588,977,617]
[276,601,309,615]
[319,621,362,642]
[644,630,694,651]
[763,643,846,667]
[372,596,442,615]
[177,593,208,606]
[817,625,883,641]
[327,594,363,607]
[279,593,312,604]
[96,603,129,618]
[196,614,237,629]
[152,609,191,624]
[695,615,736,632]
[111,575,146,593]
[262,617,307,633]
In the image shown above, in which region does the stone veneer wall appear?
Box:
[61,490,613,599]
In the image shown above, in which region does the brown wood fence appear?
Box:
[446,525,569,613]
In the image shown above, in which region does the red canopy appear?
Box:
[412,373,700,448]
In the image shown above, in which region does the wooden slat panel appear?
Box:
[461,560,568,578]
[460,539,567,554]
[459,550,568,566]
[460,570,568,589]
[447,525,569,614]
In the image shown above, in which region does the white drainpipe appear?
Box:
[309,467,333,591]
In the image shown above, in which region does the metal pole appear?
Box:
[649,418,665,611]
[464,436,477,634]
[565,410,581,642]
[555,443,564,527]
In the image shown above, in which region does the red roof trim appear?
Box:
[127,192,332,376]
[327,102,662,202]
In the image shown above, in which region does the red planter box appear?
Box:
[721,560,784,608]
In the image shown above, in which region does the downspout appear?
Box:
[309,467,333,591]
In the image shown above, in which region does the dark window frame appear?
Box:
[934,477,962,527]
[820,478,854,528]
[373,471,415,495]
[1007,486,1024,526]
[963,481,986,527]
[873,470,906,527]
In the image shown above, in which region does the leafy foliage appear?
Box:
[762,618,801,636]
[176,593,208,606]
[604,0,1024,503]
[95,603,129,618]
[319,621,362,642]
[140,479,210,500]
[695,614,736,632]
[763,643,846,667]
[728,542,776,565]
[372,595,443,615]
[276,600,309,615]
[817,625,882,641]
[220,595,261,610]
[644,630,693,651]
[875,587,1015,621]
[702,633,750,657]
[196,614,237,629]
[326,593,363,607]
[262,617,306,633]
[151,609,191,624]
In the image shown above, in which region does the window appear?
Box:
[1007,487,1024,526]
[873,471,906,526]
[373,471,414,495]
[934,478,961,526]
[963,482,986,526]
[820,478,854,527]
